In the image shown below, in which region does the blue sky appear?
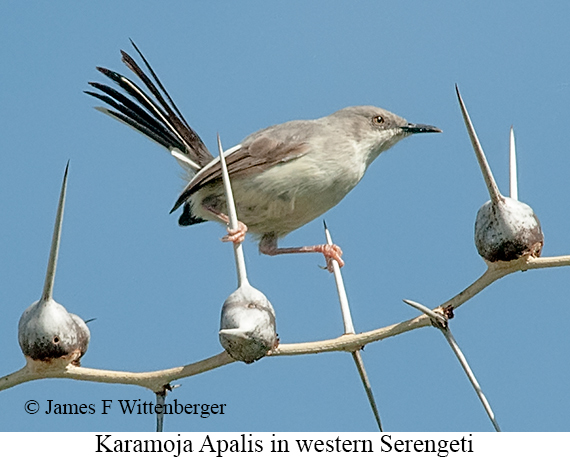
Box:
[1,1,569,432]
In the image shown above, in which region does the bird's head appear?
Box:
[330,105,441,166]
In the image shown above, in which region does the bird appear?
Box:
[18,164,90,366]
[86,41,441,267]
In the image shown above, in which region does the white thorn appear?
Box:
[324,222,354,334]
[509,126,518,200]
[219,328,249,338]
[455,86,503,205]
[324,223,382,430]
[403,299,446,327]
[41,163,69,302]
[440,327,501,432]
[352,351,383,431]
[404,298,501,431]
[217,134,249,288]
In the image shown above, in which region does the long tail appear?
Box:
[86,40,213,173]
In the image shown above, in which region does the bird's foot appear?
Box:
[221,220,248,244]
[314,244,344,272]
[204,205,248,245]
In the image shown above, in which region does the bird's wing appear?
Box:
[171,136,310,211]
[86,40,213,171]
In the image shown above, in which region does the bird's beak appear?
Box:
[402,123,442,134]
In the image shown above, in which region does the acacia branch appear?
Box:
[2,254,569,394]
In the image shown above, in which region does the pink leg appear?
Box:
[259,233,344,271]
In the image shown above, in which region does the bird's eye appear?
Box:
[373,115,385,125]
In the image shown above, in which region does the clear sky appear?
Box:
[1,1,569,432]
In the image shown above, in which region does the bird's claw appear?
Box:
[222,221,248,244]
[318,244,344,272]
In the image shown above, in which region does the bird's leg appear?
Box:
[203,205,248,244]
[259,233,344,272]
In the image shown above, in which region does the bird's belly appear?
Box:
[192,157,363,238]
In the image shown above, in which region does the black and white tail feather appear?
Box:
[85,40,213,226]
